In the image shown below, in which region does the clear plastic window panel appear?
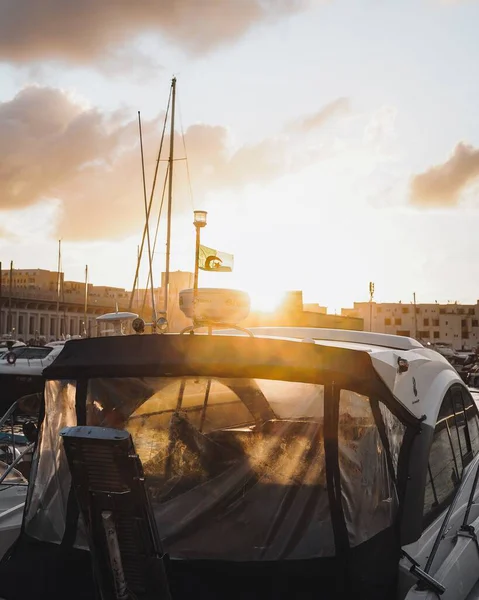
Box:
[86,376,334,561]
[24,379,77,543]
[378,402,405,475]
[338,390,400,548]
[465,396,479,456]
[424,414,460,518]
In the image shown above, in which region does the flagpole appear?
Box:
[193,211,207,323]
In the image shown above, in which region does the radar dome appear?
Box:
[179,288,250,324]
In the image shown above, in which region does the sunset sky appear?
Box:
[1,0,479,312]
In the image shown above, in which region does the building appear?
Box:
[0,267,131,340]
[303,304,328,314]
[0,266,367,339]
[1,268,63,295]
[342,301,479,350]
[244,291,363,330]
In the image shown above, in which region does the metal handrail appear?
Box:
[180,322,254,337]
[0,401,18,430]
[425,457,479,572]
[0,443,34,485]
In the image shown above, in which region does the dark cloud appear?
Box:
[410,143,479,206]
[291,97,351,133]
[0,0,310,64]
[0,85,341,240]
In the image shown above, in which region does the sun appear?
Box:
[248,290,286,313]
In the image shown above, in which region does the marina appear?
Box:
[1,3,479,597]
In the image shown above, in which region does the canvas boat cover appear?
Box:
[20,334,419,566]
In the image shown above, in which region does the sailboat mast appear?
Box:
[56,240,61,339]
[164,76,176,319]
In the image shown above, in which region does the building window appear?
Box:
[433,331,440,339]
[394,318,402,326]
[40,317,45,336]
[424,319,429,326]
[461,319,467,328]
[433,319,440,327]
[445,321,448,326]
[396,330,410,337]
[473,320,479,328]
[29,316,35,335]
[464,332,470,339]
[469,308,475,316]
[440,308,446,315]
[377,307,382,314]
[402,307,410,314]
[385,318,391,326]
[18,315,24,335]
[418,330,430,338]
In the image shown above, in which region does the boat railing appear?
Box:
[0,401,20,466]
[0,443,34,486]
[425,456,479,573]
[0,402,18,431]
[180,322,254,336]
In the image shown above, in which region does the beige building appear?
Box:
[342,301,479,350]
[244,291,363,331]
[1,268,62,294]
[303,304,328,314]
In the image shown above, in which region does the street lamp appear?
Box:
[193,211,207,322]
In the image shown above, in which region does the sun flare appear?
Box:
[248,290,286,313]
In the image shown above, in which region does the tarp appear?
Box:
[26,371,408,561]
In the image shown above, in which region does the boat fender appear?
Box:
[6,352,16,365]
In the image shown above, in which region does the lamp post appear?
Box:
[193,210,207,322]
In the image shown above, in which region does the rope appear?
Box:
[129,84,172,311]
[177,95,195,211]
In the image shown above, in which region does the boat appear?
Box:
[0,341,25,359]
[0,400,36,562]
[0,462,27,562]
[96,310,140,336]
[1,291,479,599]
[0,342,65,415]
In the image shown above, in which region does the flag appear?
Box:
[198,245,233,272]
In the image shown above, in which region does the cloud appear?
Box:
[410,142,479,206]
[292,98,351,133]
[0,85,343,240]
[0,0,311,65]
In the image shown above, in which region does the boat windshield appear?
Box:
[0,461,27,485]
[26,376,405,561]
